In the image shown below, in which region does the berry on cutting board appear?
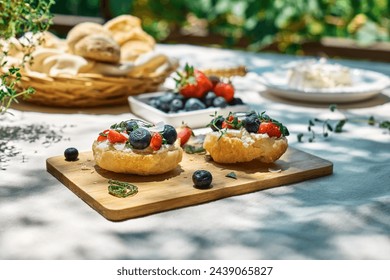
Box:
[192,170,213,189]
[64,147,79,161]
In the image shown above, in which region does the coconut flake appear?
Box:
[147,121,165,132]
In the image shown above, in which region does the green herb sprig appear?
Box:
[226,172,237,179]
[183,144,206,154]
[0,0,54,114]
[298,105,390,143]
[108,179,138,198]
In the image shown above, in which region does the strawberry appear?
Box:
[177,125,193,146]
[97,129,109,142]
[214,81,235,102]
[258,122,282,138]
[221,114,241,129]
[107,129,128,144]
[150,132,163,151]
[176,64,212,99]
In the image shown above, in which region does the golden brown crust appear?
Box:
[73,35,121,64]
[104,15,143,45]
[92,140,183,175]
[203,130,288,163]
[66,22,112,53]
[121,39,154,61]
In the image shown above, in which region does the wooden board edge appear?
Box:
[100,161,334,221]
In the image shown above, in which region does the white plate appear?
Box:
[257,68,390,103]
[128,92,249,128]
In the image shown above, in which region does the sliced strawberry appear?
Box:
[150,132,163,151]
[177,125,193,146]
[222,115,241,129]
[221,121,232,129]
[97,129,109,142]
[107,130,128,144]
[214,81,235,102]
[258,122,282,138]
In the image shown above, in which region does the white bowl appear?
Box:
[128,92,249,128]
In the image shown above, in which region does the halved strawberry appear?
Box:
[177,125,193,146]
[258,122,282,138]
[107,130,128,143]
[150,132,163,151]
[221,115,241,129]
[97,129,109,142]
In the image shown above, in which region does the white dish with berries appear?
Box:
[128,91,249,128]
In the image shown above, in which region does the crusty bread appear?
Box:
[121,39,154,61]
[92,140,183,175]
[104,15,143,45]
[66,22,112,53]
[73,34,121,64]
[203,130,288,163]
[41,53,91,76]
[104,15,155,61]
[26,48,64,72]
[40,31,67,50]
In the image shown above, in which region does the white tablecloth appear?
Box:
[1,44,389,259]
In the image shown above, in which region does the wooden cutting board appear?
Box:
[46,147,332,221]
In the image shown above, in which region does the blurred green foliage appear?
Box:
[51,0,390,53]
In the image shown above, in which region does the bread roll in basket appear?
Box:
[2,15,177,108]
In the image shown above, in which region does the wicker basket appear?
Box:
[16,61,178,108]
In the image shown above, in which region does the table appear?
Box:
[1,44,389,260]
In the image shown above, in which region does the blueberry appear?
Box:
[192,170,213,189]
[148,98,161,109]
[212,96,227,108]
[169,98,184,112]
[158,92,176,112]
[160,92,176,102]
[158,101,171,112]
[246,111,258,117]
[126,120,139,133]
[242,115,260,133]
[129,128,151,149]
[173,93,185,101]
[203,91,216,107]
[162,125,177,144]
[184,98,206,111]
[210,116,225,131]
[64,147,78,161]
[229,97,244,105]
